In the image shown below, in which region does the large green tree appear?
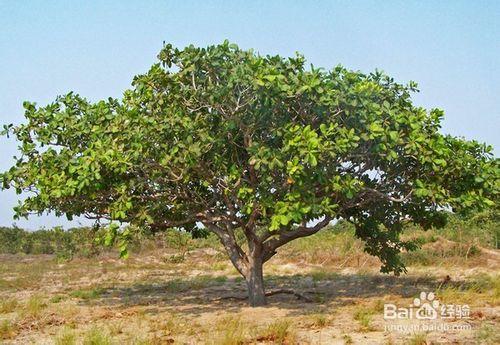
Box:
[2,42,498,306]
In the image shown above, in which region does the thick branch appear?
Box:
[203,222,249,276]
[148,211,232,230]
[262,216,332,262]
[363,188,413,203]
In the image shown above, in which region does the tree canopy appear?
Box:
[2,41,498,305]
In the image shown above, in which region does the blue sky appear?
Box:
[0,1,498,229]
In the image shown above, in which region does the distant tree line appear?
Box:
[0,226,102,259]
[0,210,497,261]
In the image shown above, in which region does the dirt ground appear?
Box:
[0,245,499,344]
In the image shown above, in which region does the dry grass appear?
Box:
[70,287,106,300]
[0,298,19,314]
[405,333,428,345]
[436,273,500,306]
[353,307,375,332]
[257,319,296,344]
[82,327,112,345]
[54,327,77,345]
[149,313,184,338]
[22,295,47,318]
[475,323,500,344]
[0,226,497,344]
[0,319,17,340]
[308,313,330,328]
[211,316,250,345]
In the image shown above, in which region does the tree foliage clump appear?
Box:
[2,41,498,305]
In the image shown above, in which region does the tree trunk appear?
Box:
[245,256,267,306]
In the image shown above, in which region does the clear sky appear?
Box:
[0,1,498,229]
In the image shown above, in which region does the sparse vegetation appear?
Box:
[0,3,497,344]
[0,319,17,340]
[70,288,105,300]
[55,327,77,345]
[435,273,500,305]
[0,298,18,314]
[257,319,296,344]
[1,211,497,268]
[149,314,182,338]
[475,324,500,344]
[309,313,330,328]
[212,316,249,345]
[406,332,428,345]
[50,295,67,304]
[342,334,354,344]
[83,327,112,345]
[23,295,47,318]
[353,307,375,332]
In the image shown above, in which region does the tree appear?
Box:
[1,41,498,306]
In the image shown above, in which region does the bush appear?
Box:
[0,226,27,254]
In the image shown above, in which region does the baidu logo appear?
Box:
[384,291,470,321]
[413,291,440,320]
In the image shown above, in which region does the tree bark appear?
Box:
[245,255,267,306]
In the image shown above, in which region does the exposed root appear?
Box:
[217,289,313,302]
[265,288,313,302]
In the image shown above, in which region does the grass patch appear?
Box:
[0,319,17,340]
[468,273,500,300]
[149,313,183,337]
[127,335,164,345]
[284,222,365,265]
[308,313,330,328]
[70,287,105,300]
[0,263,47,291]
[55,327,77,345]
[475,324,500,344]
[372,299,385,313]
[405,332,427,345]
[50,295,67,303]
[436,273,500,305]
[211,316,249,345]
[351,301,382,332]
[23,295,47,318]
[310,270,333,282]
[213,275,228,284]
[353,307,374,332]
[403,241,482,266]
[0,298,19,314]
[212,262,228,271]
[257,319,296,344]
[83,327,111,345]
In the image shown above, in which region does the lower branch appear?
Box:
[203,222,248,276]
[262,216,332,262]
[265,289,313,302]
